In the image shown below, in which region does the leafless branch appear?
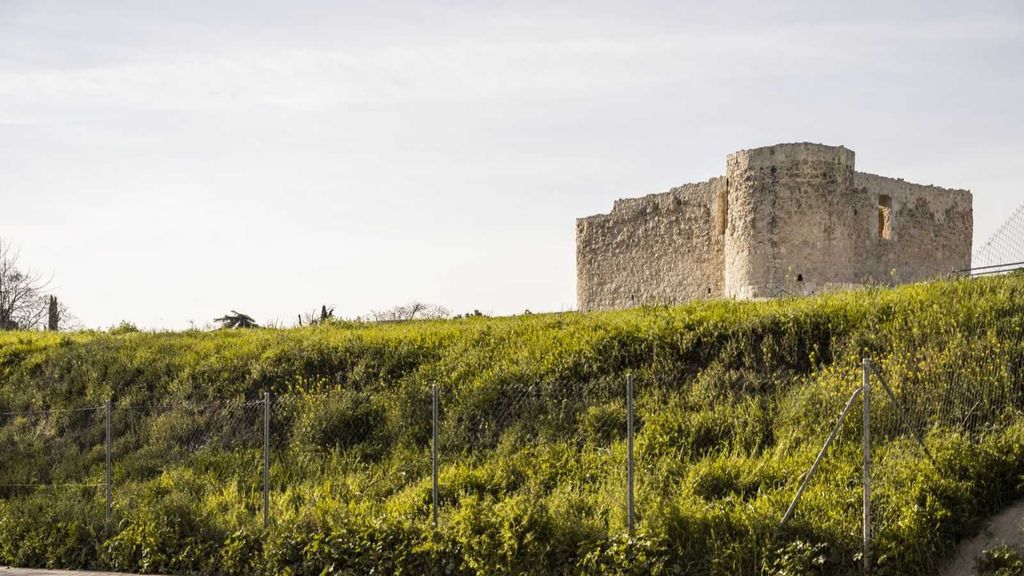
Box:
[0,237,55,331]
[370,301,450,323]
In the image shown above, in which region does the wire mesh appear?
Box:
[870,288,1024,440]
[433,374,629,532]
[0,399,107,524]
[112,396,266,529]
[0,403,105,500]
[865,293,1024,564]
[973,202,1024,270]
[767,284,1024,571]
[117,397,263,473]
[267,388,429,525]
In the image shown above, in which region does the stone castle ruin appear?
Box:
[576,143,973,310]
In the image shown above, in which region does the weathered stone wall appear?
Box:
[723,143,861,298]
[576,178,725,311]
[854,172,973,283]
[575,143,973,310]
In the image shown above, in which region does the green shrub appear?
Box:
[977,545,1024,576]
[0,490,103,569]
[108,322,140,335]
[291,389,388,458]
[766,540,830,576]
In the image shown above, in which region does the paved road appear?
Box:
[1,568,153,576]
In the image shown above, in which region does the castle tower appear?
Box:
[575,142,972,311]
[722,143,860,298]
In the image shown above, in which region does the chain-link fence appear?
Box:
[434,375,634,534]
[0,404,106,498]
[0,376,644,543]
[778,286,1024,575]
[5,335,1021,574]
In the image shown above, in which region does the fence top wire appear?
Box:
[0,482,103,488]
[116,396,264,414]
[0,405,103,417]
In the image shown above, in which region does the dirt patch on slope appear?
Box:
[939,498,1024,576]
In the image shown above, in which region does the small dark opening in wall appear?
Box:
[707,287,712,295]
[878,195,892,240]
[797,274,803,282]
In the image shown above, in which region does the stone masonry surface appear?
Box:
[576,143,973,311]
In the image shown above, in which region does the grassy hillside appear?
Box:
[1,276,1024,575]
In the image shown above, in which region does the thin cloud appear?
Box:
[5,14,1017,116]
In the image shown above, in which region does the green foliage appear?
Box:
[290,389,388,457]
[0,489,102,569]
[765,540,830,576]
[0,276,1022,574]
[977,545,1024,576]
[108,321,140,335]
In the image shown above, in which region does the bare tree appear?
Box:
[370,301,450,323]
[0,238,52,331]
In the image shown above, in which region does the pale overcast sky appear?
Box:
[1,0,1022,329]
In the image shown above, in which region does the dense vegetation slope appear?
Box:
[1,276,1024,575]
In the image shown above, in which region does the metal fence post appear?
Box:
[431,383,439,529]
[626,374,635,536]
[263,390,270,530]
[104,398,112,537]
[862,358,872,576]
[779,385,864,529]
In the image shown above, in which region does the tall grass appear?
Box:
[1,276,1023,574]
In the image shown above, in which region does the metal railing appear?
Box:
[949,261,1024,279]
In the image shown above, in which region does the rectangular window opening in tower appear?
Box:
[716,186,728,236]
[878,194,892,240]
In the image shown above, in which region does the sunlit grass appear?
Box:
[0,277,1023,574]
